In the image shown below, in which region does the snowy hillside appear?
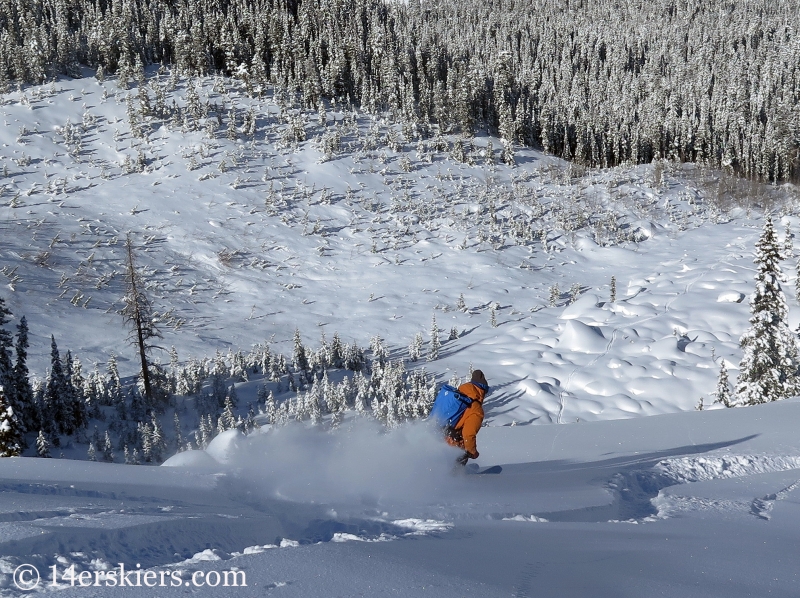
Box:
[2,71,797,426]
[3,70,800,597]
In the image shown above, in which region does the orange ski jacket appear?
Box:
[451,381,487,456]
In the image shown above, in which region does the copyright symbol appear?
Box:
[13,564,40,591]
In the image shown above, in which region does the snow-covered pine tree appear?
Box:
[549,284,560,307]
[0,385,22,457]
[139,422,153,462]
[62,351,85,435]
[428,315,440,361]
[150,417,166,461]
[87,442,97,462]
[570,283,582,303]
[735,217,800,405]
[409,332,423,362]
[168,346,180,394]
[102,430,114,462]
[13,316,35,435]
[293,328,309,374]
[326,332,343,369]
[264,390,276,424]
[36,430,50,458]
[221,396,236,430]
[370,336,387,370]
[0,298,13,415]
[106,353,122,406]
[45,336,70,435]
[795,258,800,304]
[714,360,732,408]
[344,342,364,372]
[173,412,184,452]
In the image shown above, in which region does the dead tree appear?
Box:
[121,235,161,403]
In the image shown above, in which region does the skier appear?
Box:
[446,370,489,466]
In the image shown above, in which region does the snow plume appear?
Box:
[226,420,458,505]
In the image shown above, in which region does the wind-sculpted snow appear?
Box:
[654,455,800,485]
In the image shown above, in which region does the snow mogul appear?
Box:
[429,370,489,466]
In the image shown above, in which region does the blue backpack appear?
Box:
[429,384,473,428]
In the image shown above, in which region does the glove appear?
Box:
[468,450,479,460]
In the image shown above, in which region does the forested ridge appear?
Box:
[1,0,799,180]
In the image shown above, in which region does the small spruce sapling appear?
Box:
[549,284,560,307]
[715,360,732,407]
[570,283,581,303]
[610,276,617,303]
[36,430,51,457]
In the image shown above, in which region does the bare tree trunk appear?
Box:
[124,236,154,402]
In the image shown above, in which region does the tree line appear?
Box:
[1,0,798,181]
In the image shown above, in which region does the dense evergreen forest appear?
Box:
[1,0,798,179]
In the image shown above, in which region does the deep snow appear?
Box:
[2,72,800,596]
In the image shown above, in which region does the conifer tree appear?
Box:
[409,332,423,362]
[150,416,166,461]
[0,298,13,408]
[106,354,122,405]
[139,422,152,461]
[102,430,114,462]
[795,258,800,304]
[87,442,97,461]
[428,315,440,361]
[0,385,22,457]
[122,235,162,404]
[221,396,236,430]
[329,332,344,369]
[293,329,309,373]
[45,336,69,435]
[36,430,51,458]
[13,317,35,434]
[714,361,732,408]
[264,390,276,424]
[173,412,184,451]
[735,217,800,405]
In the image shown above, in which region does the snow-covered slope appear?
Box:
[2,72,797,426]
[3,400,800,596]
[4,71,800,597]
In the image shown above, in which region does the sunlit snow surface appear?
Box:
[0,74,789,426]
[3,404,800,596]
[2,74,800,596]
